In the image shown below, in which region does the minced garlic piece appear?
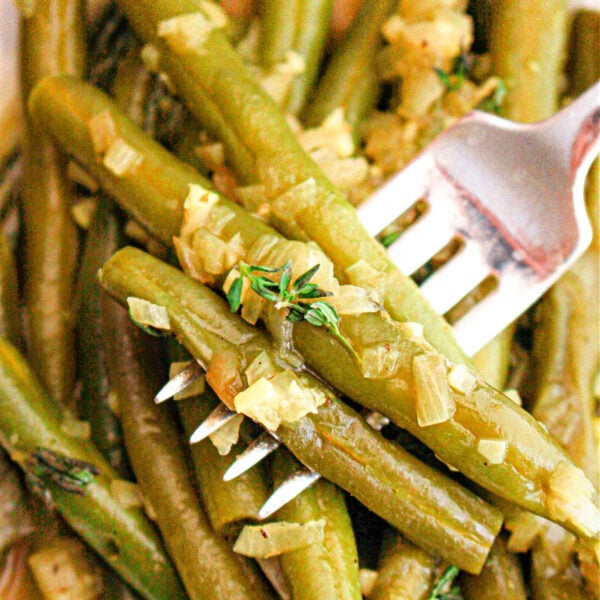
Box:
[412,353,455,426]
[127,297,171,331]
[477,438,507,464]
[547,462,600,537]
[209,413,244,456]
[447,364,477,395]
[158,11,224,52]
[110,480,144,508]
[88,110,118,154]
[140,44,161,72]
[234,371,327,431]
[103,139,143,176]
[168,362,206,400]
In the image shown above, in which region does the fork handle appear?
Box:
[541,80,600,174]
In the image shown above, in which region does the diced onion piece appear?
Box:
[412,353,455,426]
[28,538,103,600]
[365,411,390,431]
[477,438,507,464]
[361,344,402,379]
[233,520,325,558]
[60,413,91,440]
[126,297,171,331]
[396,321,425,342]
[298,108,354,158]
[70,198,98,230]
[180,183,220,238]
[199,1,229,27]
[270,178,318,231]
[209,413,244,456]
[140,44,161,72]
[310,149,369,192]
[107,391,120,418]
[110,480,144,508]
[245,351,278,387]
[547,462,600,537]
[503,388,523,406]
[359,569,379,598]
[103,139,143,177]
[88,110,118,155]
[194,142,225,170]
[327,285,380,316]
[158,11,223,52]
[255,51,305,105]
[447,364,477,395]
[168,362,206,400]
[234,371,327,431]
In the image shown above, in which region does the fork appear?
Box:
[160,82,600,518]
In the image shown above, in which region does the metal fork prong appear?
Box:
[154,359,204,404]
[419,243,492,315]
[223,432,281,481]
[258,469,321,520]
[356,155,432,236]
[189,403,238,445]
[386,211,455,275]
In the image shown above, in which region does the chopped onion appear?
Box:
[270,178,318,230]
[327,285,380,316]
[180,184,220,238]
[233,520,325,558]
[344,259,386,304]
[140,44,161,73]
[396,321,425,342]
[126,297,171,331]
[70,198,98,230]
[209,413,244,455]
[477,438,507,464]
[360,344,402,379]
[103,138,143,177]
[245,351,278,387]
[107,391,120,418]
[447,364,477,395]
[503,388,523,406]
[412,353,455,426]
[299,108,354,158]
[158,10,225,53]
[87,110,118,155]
[110,480,144,508]
[359,569,379,598]
[168,362,206,400]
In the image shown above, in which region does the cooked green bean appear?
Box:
[101,294,275,600]
[269,449,361,600]
[76,199,130,477]
[0,232,22,350]
[460,536,526,600]
[99,246,503,574]
[0,338,186,600]
[369,533,435,600]
[29,76,600,539]
[302,0,397,133]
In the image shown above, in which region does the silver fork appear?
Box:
[162,83,600,518]
[358,81,600,356]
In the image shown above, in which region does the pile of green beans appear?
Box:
[0,1,598,599]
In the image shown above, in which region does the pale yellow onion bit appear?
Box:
[233,520,325,559]
[396,321,425,342]
[253,51,305,105]
[103,139,143,177]
[547,462,600,538]
[503,388,523,406]
[326,285,381,316]
[140,44,161,73]
[298,108,355,158]
[447,364,477,395]
[209,413,244,456]
[168,361,206,400]
[204,203,236,237]
[157,10,226,54]
[110,480,144,508]
[412,353,455,426]
[234,183,269,215]
[360,344,403,379]
[309,147,369,193]
[71,198,98,230]
[477,438,507,465]
[359,569,379,598]
[188,229,243,279]
[179,183,220,239]
[269,178,318,237]
[345,259,387,305]
[88,110,118,155]
[194,142,225,171]
[244,351,279,387]
[126,297,171,331]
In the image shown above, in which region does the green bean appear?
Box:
[177,381,270,536]
[269,450,361,600]
[99,246,503,574]
[20,0,85,408]
[0,232,22,350]
[369,533,435,600]
[75,199,130,477]
[302,0,397,133]
[472,326,513,390]
[29,76,600,538]
[490,0,568,122]
[569,10,600,98]
[460,536,526,600]
[0,338,186,600]
[260,0,333,115]
[101,294,275,600]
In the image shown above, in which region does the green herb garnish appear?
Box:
[477,78,507,114]
[428,565,462,600]
[227,261,356,357]
[26,447,100,496]
[434,51,470,92]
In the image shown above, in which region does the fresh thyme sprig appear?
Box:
[428,565,463,600]
[477,78,507,114]
[226,261,357,358]
[26,447,100,497]
[434,50,470,91]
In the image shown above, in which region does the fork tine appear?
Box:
[189,403,238,444]
[258,469,321,519]
[154,359,204,404]
[419,243,492,314]
[223,432,281,481]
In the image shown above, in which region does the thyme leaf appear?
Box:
[428,565,462,600]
